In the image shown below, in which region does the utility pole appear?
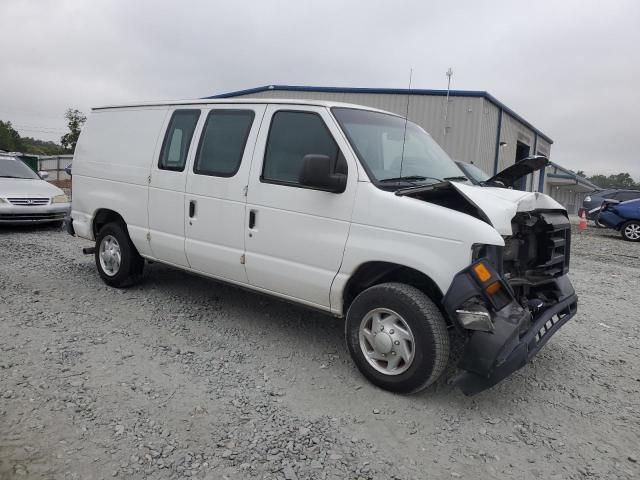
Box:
[443,67,453,138]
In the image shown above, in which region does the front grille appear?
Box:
[7,197,50,206]
[0,212,64,221]
[505,212,571,280]
[534,221,571,277]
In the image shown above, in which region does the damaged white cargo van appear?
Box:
[69,99,577,395]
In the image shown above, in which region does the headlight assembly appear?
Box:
[471,243,504,274]
[51,194,69,204]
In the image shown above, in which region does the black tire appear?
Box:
[621,220,640,242]
[94,222,144,287]
[345,282,450,394]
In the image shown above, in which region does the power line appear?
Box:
[0,108,67,121]
[14,128,66,135]
[14,126,66,133]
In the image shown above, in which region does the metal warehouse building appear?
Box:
[210,85,592,213]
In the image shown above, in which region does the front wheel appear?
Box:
[621,220,640,242]
[95,222,144,287]
[345,283,450,393]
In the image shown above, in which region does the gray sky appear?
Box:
[1,0,638,178]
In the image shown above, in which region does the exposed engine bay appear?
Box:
[396,174,577,395]
[397,183,573,305]
[502,211,571,312]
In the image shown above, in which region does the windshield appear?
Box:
[0,157,40,180]
[332,108,464,186]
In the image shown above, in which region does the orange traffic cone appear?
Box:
[579,210,587,231]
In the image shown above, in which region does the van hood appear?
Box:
[485,155,549,188]
[0,178,64,198]
[397,181,565,236]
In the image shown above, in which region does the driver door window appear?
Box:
[262,111,345,186]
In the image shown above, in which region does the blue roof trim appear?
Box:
[547,173,577,180]
[548,161,600,189]
[206,84,553,144]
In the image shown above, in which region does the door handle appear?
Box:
[189,200,196,218]
[249,209,256,229]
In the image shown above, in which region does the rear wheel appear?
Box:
[95,222,144,287]
[621,220,640,242]
[345,282,449,393]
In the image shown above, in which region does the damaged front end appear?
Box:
[443,210,578,395]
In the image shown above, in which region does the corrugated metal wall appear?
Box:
[476,99,500,175]
[239,90,485,164]
[545,186,587,214]
[233,90,550,186]
[38,155,73,180]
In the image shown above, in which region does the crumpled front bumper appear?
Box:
[443,264,578,396]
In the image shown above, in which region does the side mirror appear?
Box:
[299,154,347,193]
[39,171,50,180]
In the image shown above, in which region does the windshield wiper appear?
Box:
[380,175,443,183]
[0,175,25,178]
[443,175,468,182]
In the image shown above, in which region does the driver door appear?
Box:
[244,105,358,309]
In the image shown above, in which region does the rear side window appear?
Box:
[194,110,255,177]
[158,110,200,171]
[618,191,640,201]
[262,111,343,185]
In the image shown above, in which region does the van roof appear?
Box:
[92,98,395,115]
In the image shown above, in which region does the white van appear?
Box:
[69,99,577,395]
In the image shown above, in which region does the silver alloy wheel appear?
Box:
[358,308,415,375]
[624,223,640,240]
[99,235,122,277]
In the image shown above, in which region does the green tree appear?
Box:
[0,120,25,152]
[0,120,65,155]
[587,172,640,190]
[60,108,86,153]
[20,137,65,155]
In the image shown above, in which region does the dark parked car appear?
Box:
[581,189,640,226]
[598,198,640,241]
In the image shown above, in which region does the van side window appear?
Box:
[158,110,200,171]
[194,110,255,177]
[262,111,345,186]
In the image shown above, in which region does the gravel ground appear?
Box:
[1,223,639,480]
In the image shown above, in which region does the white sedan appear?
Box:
[0,154,70,226]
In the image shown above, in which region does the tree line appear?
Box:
[0,109,86,155]
[575,170,640,191]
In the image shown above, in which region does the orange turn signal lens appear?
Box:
[485,281,502,295]
[472,262,492,282]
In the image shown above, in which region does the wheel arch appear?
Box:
[92,208,127,238]
[342,261,445,319]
